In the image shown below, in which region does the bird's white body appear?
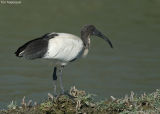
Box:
[43,33,86,65]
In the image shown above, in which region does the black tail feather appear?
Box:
[14,45,26,57]
[14,33,58,59]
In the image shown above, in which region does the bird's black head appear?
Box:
[81,24,113,48]
[81,25,96,35]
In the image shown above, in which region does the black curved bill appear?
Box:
[93,29,113,48]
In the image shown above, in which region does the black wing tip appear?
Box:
[14,50,18,56]
[14,52,21,57]
[14,33,58,58]
[14,48,23,57]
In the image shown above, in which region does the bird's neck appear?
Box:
[81,31,90,49]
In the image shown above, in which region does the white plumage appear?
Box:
[43,33,84,65]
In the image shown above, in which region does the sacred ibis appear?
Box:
[15,25,113,95]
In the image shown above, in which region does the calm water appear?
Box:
[0,0,160,108]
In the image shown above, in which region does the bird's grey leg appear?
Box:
[53,67,57,96]
[58,65,65,94]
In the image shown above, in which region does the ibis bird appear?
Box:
[15,25,113,95]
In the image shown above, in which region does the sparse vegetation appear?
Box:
[1,87,160,114]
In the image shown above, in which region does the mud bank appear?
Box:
[1,87,160,114]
